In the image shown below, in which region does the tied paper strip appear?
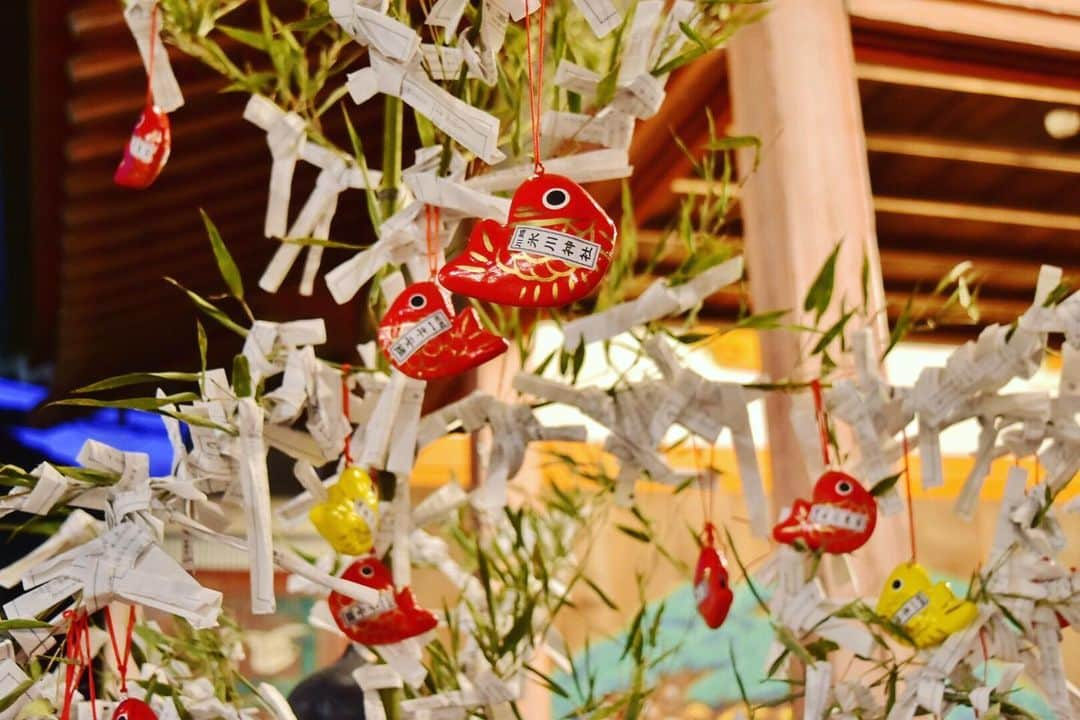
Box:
[643,335,769,537]
[234,397,276,614]
[331,0,421,62]
[326,202,425,305]
[417,391,586,513]
[360,370,427,475]
[466,148,631,192]
[259,144,383,295]
[347,51,505,164]
[243,96,307,239]
[561,256,743,348]
[0,510,99,589]
[353,665,404,720]
[0,463,70,519]
[6,521,222,650]
[123,1,184,113]
[541,109,635,150]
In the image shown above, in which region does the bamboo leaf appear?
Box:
[165,277,248,337]
[201,210,244,300]
[216,24,269,51]
[803,243,841,322]
[74,372,202,394]
[810,308,856,355]
[870,472,901,497]
[52,393,201,411]
[232,355,252,398]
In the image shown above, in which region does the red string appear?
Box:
[523,0,546,174]
[61,611,97,720]
[902,429,917,564]
[145,2,158,109]
[104,606,136,695]
[341,364,353,465]
[809,379,830,466]
[425,205,441,279]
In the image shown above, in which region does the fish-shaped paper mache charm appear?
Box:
[115,105,171,189]
[694,524,733,629]
[438,173,617,307]
[309,466,379,556]
[112,698,158,720]
[876,562,979,648]
[329,556,439,646]
[772,470,877,554]
[376,281,508,380]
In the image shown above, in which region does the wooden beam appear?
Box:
[865,133,1080,174]
[981,0,1080,16]
[854,61,1080,104]
[671,179,1080,232]
[727,0,906,592]
[873,195,1080,231]
[849,0,1080,53]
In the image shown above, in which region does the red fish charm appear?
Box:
[112,698,158,720]
[438,173,617,307]
[114,104,171,189]
[377,281,507,380]
[694,523,733,629]
[772,470,877,554]
[328,556,439,646]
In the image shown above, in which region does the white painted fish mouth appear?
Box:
[808,503,869,532]
[892,591,930,625]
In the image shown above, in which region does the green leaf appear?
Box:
[804,637,839,662]
[0,679,33,713]
[216,24,269,51]
[0,619,53,631]
[196,320,208,394]
[51,393,201,411]
[497,597,536,656]
[165,277,248,337]
[883,294,914,359]
[582,576,619,611]
[775,625,815,664]
[810,308,856,355]
[734,308,789,331]
[802,243,841,322]
[74,372,202,394]
[201,210,244,300]
[870,472,901,497]
[616,525,651,543]
[232,354,252,398]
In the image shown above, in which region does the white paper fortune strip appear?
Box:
[243,95,308,239]
[347,52,505,164]
[561,255,743,348]
[330,0,421,62]
[123,0,184,113]
[465,148,631,192]
[234,397,276,614]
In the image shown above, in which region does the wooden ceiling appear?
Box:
[23,0,1080,413]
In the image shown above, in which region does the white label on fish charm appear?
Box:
[389,310,452,363]
[808,504,868,532]
[508,225,600,269]
[892,591,930,625]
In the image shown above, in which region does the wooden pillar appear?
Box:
[727,1,905,589]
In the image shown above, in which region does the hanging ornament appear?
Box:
[694,523,732,629]
[377,280,507,380]
[875,562,978,649]
[772,381,877,554]
[115,2,171,189]
[111,699,158,720]
[310,466,379,556]
[328,556,438,645]
[437,0,616,308]
[309,367,380,555]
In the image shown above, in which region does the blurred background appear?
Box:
[1,1,1079,718]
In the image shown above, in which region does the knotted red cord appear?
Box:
[523,0,547,174]
[104,605,136,695]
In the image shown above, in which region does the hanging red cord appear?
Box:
[902,429,917,564]
[60,611,97,720]
[523,0,547,174]
[809,379,831,466]
[104,606,137,695]
[146,2,158,109]
[341,363,353,465]
[425,205,441,279]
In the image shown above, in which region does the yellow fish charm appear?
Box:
[876,562,978,648]
[309,466,379,555]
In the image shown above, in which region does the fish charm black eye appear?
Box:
[836,480,853,495]
[891,579,903,590]
[542,187,570,210]
[409,294,427,309]
[361,565,375,576]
